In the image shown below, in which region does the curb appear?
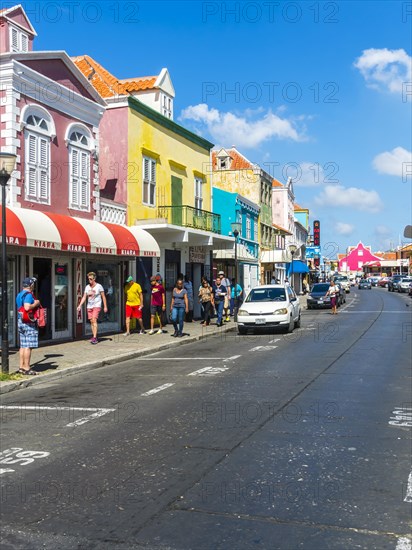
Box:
[0,324,236,395]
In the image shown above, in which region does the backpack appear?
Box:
[18,291,46,326]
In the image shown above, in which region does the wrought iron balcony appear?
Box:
[157,205,221,234]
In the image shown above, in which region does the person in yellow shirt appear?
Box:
[124,276,145,336]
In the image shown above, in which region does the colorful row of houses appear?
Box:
[0,5,310,346]
[338,242,412,275]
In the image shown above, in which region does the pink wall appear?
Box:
[0,11,34,54]
[17,95,97,219]
[338,242,382,271]
[99,107,128,206]
[21,59,96,101]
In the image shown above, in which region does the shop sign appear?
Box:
[120,249,138,256]
[34,240,58,249]
[67,244,87,252]
[95,247,115,255]
[76,260,83,324]
[143,251,158,257]
[5,236,20,245]
[189,246,206,263]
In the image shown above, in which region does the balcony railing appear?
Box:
[157,205,221,234]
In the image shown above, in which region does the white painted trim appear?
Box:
[20,103,56,138]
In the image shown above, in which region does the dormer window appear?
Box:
[10,25,29,52]
[218,156,230,170]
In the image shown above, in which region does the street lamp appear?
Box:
[1,151,17,374]
[288,244,297,288]
[231,221,241,322]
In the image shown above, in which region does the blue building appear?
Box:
[213,188,260,292]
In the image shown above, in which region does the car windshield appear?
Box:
[245,288,287,302]
[401,278,412,282]
[311,284,330,293]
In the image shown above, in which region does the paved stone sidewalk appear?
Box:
[0,320,236,395]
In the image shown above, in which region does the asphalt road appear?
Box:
[1,287,411,550]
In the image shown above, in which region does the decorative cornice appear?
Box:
[128,96,214,151]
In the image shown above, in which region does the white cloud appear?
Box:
[354,48,412,93]
[293,162,325,186]
[180,103,305,148]
[374,224,391,236]
[314,185,383,213]
[372,147,412,178]
[335,222,354,235]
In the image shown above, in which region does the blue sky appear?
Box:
[17,0,412,256]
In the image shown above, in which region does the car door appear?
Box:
[287,286,298,320]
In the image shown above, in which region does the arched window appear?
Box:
[65,124,93,211]
[21,105,55,204]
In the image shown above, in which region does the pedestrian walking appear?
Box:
[198,278,214,326]
[170,278,189,337]
[77,272,108,344]
[123,275,145,336]
[213,276,228,327]
[230,277,243,316]
[325,280,338,315]
[217,270,231,322]
[184,275,194,322]
[16,277,40,375]
[149,275,166,334]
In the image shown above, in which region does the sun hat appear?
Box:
[126,276,133,283]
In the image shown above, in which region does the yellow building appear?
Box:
[73,56,232,316]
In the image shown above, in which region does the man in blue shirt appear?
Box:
[230,277,243,316]
[16,277,40,375]
[213,276,227,327]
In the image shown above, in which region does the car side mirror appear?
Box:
[290,296,296,302]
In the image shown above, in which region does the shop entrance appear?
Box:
[32,258,72,340]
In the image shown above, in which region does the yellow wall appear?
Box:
[127,109,212,223]
[212,169,260,205]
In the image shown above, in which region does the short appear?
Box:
[18,319,38,349]
[87,307,101,320]
[151,304,163,316]
[224,296,229,309]
[126,305,142,319]
[330,296,337,307]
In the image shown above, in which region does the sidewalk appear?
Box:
[0,321,236,395]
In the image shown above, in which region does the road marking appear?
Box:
[388,408,412,427]
[396,537,412,550]
[339,311,411,314]
[404,472,412,503]
[0,405,115,428]
[249,346,278,352]
[140,357,226,361]
[140,383,174,396]
[188,366,229,376]
[223,355,241,362]
[268,338,281,343]
[0,448,50,474]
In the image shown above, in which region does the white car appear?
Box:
[237,285,301,334]
[398,277,412,293]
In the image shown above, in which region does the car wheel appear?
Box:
[286,316,294,333]
[295,314,301,328]
[238,327,247,335]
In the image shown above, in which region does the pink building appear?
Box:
[338,242,382,273]
[0,5,159,346]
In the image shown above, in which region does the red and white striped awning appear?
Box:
[363,261,381,267]
[0,207,160,257]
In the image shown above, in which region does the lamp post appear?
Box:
[231,222,241,322]
[288,244,297,288]
[1,152,17,374]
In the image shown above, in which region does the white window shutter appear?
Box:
[11,27,18,50]
[150,159,156,183]
[28,134,37,164]
[39,138,48,168]
[21,33,28,52]
[27,168,37,196]
[80,151,89,207]
[39,171,48,199]
[143,158,149,181]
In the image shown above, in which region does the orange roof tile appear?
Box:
[272,223,291,234]
[72,55,158,99]
[272,178,283,188]
[212,148,254,171]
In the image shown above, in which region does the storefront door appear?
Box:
[53,261,71,339]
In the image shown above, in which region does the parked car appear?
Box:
[388,275,403,292]
[335,282,346,306]
[377,277,390,288]
[397,277,412,293]
[307,283,332,309]
[367,276,381,287]
[358,279,372,289]
[333,275,350,293]
[237,285,301,334]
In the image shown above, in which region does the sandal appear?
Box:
[18,369,37,376]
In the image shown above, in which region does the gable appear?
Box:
[0,5,36,35]
[155,68,175,97]
[20,58,97,101]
